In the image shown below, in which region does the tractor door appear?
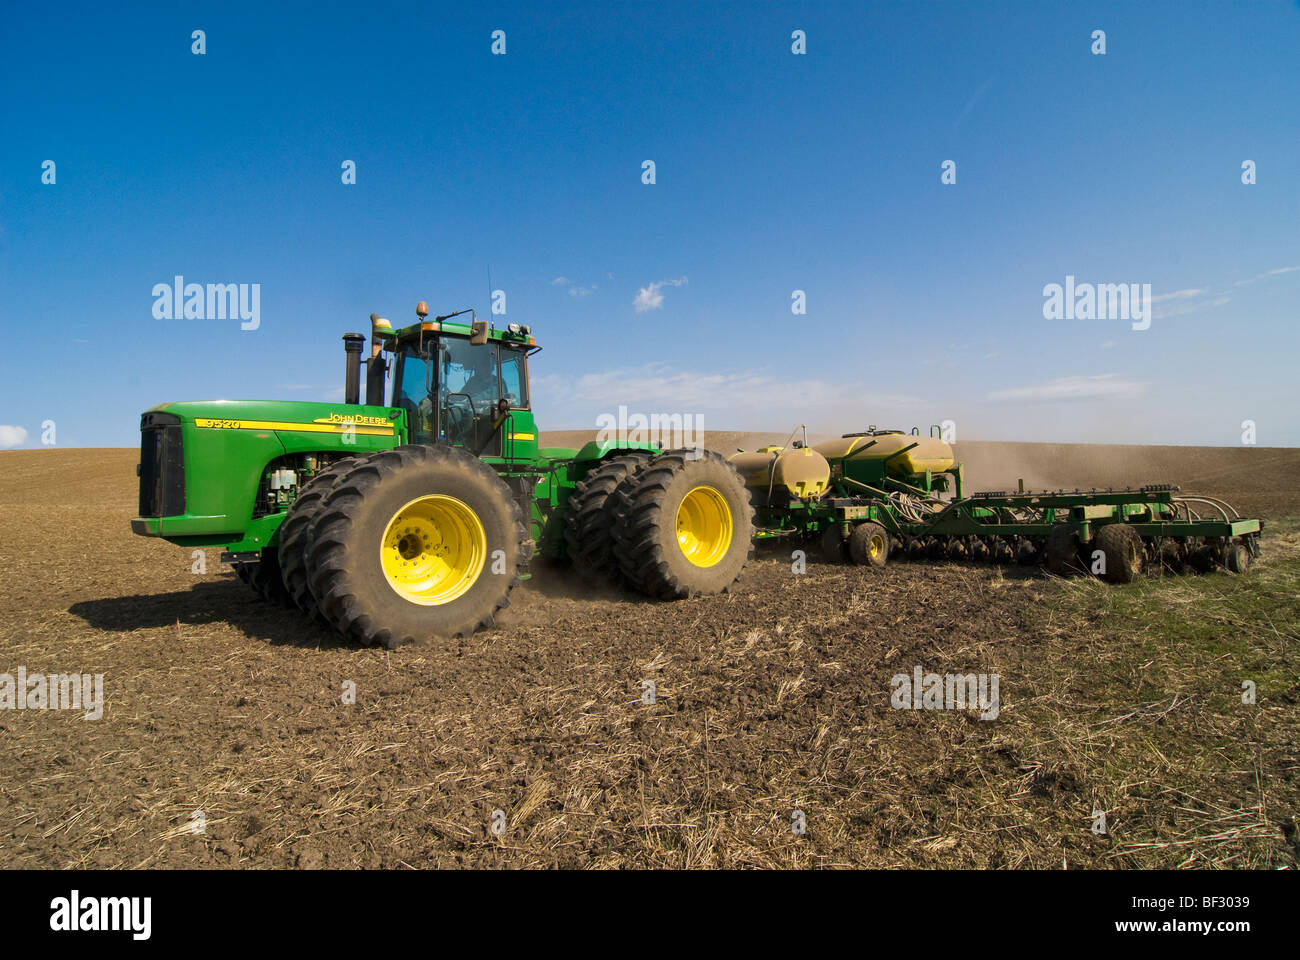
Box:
[440,338,507,455]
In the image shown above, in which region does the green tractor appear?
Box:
[132,304,755,647]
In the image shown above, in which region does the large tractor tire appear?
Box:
[1094,523,1144,584]
[612,450,754,599]
[306,445,531,647]
[233,546,292,605]
[279,456,366,623]
[563,453,652,584]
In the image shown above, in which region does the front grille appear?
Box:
[138,412,186,517]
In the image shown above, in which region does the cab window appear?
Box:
[499,347,528,408]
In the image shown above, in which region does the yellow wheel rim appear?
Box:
[380,494,486,605]
[869,533,884,559]
[675,485,733,568]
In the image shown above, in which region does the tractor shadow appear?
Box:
[520,560,658,604]
[68,576,354,650]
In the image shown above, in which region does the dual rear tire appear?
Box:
[566,450,755,599]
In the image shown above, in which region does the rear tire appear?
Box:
[307,445,531,647]
[563,454,651,585]
[1095,523,1144,584]
[612,450,754,599]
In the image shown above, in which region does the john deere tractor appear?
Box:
[132,304,755,647]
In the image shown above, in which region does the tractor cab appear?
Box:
[369,304,539,463]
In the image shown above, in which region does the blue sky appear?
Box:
[2,0,1298,449]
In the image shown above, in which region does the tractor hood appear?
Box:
[147,399,402,440]
[133,399,405,546]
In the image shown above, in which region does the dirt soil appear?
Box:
[0,443,1296,869]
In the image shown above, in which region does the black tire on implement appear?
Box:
[612,450,755,599]
[820,525,847,563]
[1094,523,1144,584]
[1224,540,1252,573]
[848,521,889,568]
[563,454,652,584]
[234,546,293,605]
[1045,524,1081,576]
[279,455,366,623]
[306,445,531,647]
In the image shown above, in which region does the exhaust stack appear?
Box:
[342,332,365,404]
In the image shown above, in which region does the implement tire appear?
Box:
[563,454,652,584]
[1095,523,1144,584]
[821,526,847,563]
[306,445,530,647]
[612,450,754,599]
[1045,524,1082,577]
[848,522,889,568]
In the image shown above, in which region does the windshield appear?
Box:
[392,337,529,446]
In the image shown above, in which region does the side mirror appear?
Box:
[470,320,489,345]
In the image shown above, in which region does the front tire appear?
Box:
[233,547,292,605]
[280,456,366,623]
[306,445,531,647]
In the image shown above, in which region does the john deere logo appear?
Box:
[317,413,389,428]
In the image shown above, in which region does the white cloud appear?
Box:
[553,276,596,297]
[633,276,688,313]
[987,374,1147,403]
[0,425,29,449]
[1234,265,1300,286]
[1153,295,1229,320]
[1149,288,1205,303]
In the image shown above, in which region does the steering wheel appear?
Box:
[444,394,475,444]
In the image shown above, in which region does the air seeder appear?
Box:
[132,304,1263,648]
[728,430,1263,582]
